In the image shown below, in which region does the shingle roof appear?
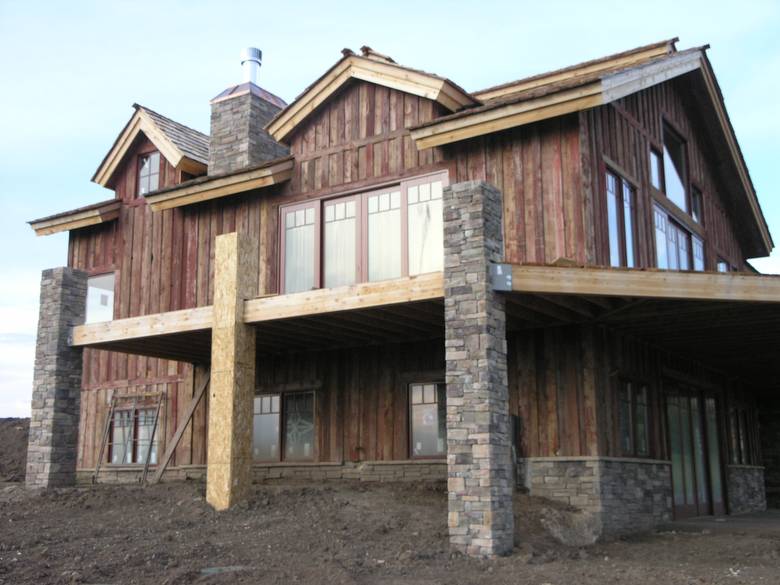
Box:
[133,104,210,165]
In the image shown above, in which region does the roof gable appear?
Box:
[266,47,478,144]
[92,104,209,187]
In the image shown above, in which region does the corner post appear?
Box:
[443,181,514,557]
[206,232,258,510]
[26,267,87,489]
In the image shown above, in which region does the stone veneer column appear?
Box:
[26,267,87,489]
[444,181,514,557]
[206,232,258,510]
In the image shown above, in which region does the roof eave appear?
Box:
[29,199,121,236]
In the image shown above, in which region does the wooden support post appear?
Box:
[206,232,258,511]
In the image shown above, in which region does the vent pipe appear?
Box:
[240,47,262,85]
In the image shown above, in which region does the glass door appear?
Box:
[665,382,725,518]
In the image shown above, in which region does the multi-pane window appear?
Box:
[280,171,448,293]
[137,152,160,196]
[618,381,649,457]
[253,392,315,461]
[410,382,446,458]
[86,273,115,324]
[282,205,318,293]
[109,408,158,464]
[654,206,704,272]
[606,171,636,268]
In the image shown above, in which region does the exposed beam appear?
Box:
[506,264,780,303]
[70,306,213,346]
[243,272,444,323]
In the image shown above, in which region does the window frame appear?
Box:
[659,121,690,214]
[136,151,161,197]
[278,170,449,294]
[605,168,637,268]
[653,203,705,272]
[252,390,317,463]
[408,381,447,460]
[617,378,652,459]
[107,407,159,466]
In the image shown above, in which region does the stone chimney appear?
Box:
[208,47,289,176]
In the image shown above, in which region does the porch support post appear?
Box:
[26,267,87,488]
[206,232,258,510]
[443,181,514,557]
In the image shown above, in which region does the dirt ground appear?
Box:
[1,420,779,584]
[0,418,28,482]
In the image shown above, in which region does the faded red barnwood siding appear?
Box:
[583,77,748,270]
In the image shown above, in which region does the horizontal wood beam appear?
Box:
[70,306,214,346]
[505,264,780,303]
[243,272,444,323]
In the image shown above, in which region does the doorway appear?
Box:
[665,382,726,518]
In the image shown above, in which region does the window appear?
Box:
[86,273,115,324]
[729,404,758,466]
[717,259,731,273]
[282,204,318,293]
[252,392,315,461]
[280,171,448,293]
[691,187,704,225]
[606,170,636,268]
[649,148,663,191]
[618,381,650,457]
[654,205,704,272]
[409,382,446,458]
[137,152,160,196]
[662,127,688,212]
[109,408,158,464]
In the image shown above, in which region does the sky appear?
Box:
[0,0,779,417]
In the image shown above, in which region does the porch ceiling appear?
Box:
[501,265,780,389]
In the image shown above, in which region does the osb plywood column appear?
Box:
[206,232,258,510]
[444,181,514,557]
[26,267,87,489]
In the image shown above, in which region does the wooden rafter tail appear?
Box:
[148,371,210,485]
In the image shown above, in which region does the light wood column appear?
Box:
[206,232,258,510]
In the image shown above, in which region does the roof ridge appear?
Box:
[473,37,679,97]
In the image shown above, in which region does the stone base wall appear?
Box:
[520,457,672,538]
[78,460,447,485]
[726,465,766,514]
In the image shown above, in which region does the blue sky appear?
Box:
[1,0,778,416]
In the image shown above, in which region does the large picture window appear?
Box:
[108,408,158,465]
[253,392,315,462]
[409,382,446,458]
[280,171,448,293]
[605,170,636,268]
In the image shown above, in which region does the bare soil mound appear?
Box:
[1,481,778,585]
[0,418,28,482]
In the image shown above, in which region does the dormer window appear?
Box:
[137,152,160,196]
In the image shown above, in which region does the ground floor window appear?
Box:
[109,408,158,465]
[729,403,759,466]
[409,382,446,458]
[617,380,650,457]
[253,392,315,462]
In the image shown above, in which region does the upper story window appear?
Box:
[86,273,115,324]
[280,171,448,294]
[654,205,704,272]
[137,152,160,196]
[661,126,688,212]
[606,170,636,268]
[717,259,731,273]
[691,186,704,225]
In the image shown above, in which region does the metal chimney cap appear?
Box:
[240,47,262,65]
